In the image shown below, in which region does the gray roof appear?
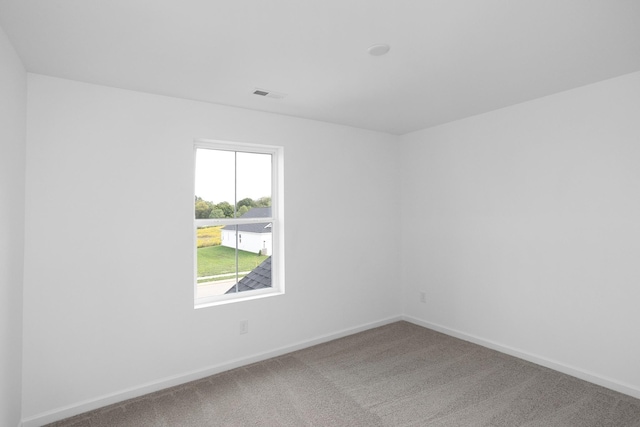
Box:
[222,207,272,234]
[238,207,271,219]
[226,256,272,294]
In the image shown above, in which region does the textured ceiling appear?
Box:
[1,0,639,134]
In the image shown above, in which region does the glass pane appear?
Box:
[196,225,238,299]
[196,224,272,297]
[195,149,236,219]
[235,151,272,218]
[227,230,273,294]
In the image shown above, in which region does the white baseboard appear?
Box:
[21,315,402,427]
[25,313,638,426]
[402,315,640,400]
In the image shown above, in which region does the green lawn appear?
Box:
[197,245,268,278]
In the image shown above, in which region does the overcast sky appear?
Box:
[195,149,271,204]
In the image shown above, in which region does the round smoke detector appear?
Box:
[367,44,391,56]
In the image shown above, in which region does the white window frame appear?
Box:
[193,139,284,308]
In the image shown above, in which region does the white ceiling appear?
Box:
[1,0,639,135]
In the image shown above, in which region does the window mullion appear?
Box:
[233,151,238,293]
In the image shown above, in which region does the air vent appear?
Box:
[253,88,286,99]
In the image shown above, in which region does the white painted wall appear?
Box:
[400,71,640,398]
[0,24,26,427]
[22,75,401,423]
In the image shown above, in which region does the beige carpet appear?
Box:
[48,321,640,426]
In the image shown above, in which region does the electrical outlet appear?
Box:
[239,320,249,335]
[420,291,426,303]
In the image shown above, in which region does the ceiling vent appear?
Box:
[253,88,286,99]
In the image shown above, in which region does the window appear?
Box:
[193,140,284,307]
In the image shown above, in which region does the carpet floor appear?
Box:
[47,321,640,426]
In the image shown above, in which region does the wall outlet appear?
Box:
[419,291,426,303]
[239,320,248,334]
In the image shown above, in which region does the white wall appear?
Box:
[0,25,26,427]
[22,75,401,423]
[401,71,640,398]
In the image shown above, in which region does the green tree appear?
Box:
[215,201,234,218]
[256,196,271,207]
[195,197,214,219]
[237,205,250,216]
[209,208,225,218]
[236,197,256,211]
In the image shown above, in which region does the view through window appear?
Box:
[194,141,283,306]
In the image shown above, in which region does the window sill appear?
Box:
[194,288,284,309]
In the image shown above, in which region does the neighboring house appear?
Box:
[221,207,272,255]
[226,256,271,294]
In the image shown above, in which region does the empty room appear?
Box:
[1,1,640,426]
